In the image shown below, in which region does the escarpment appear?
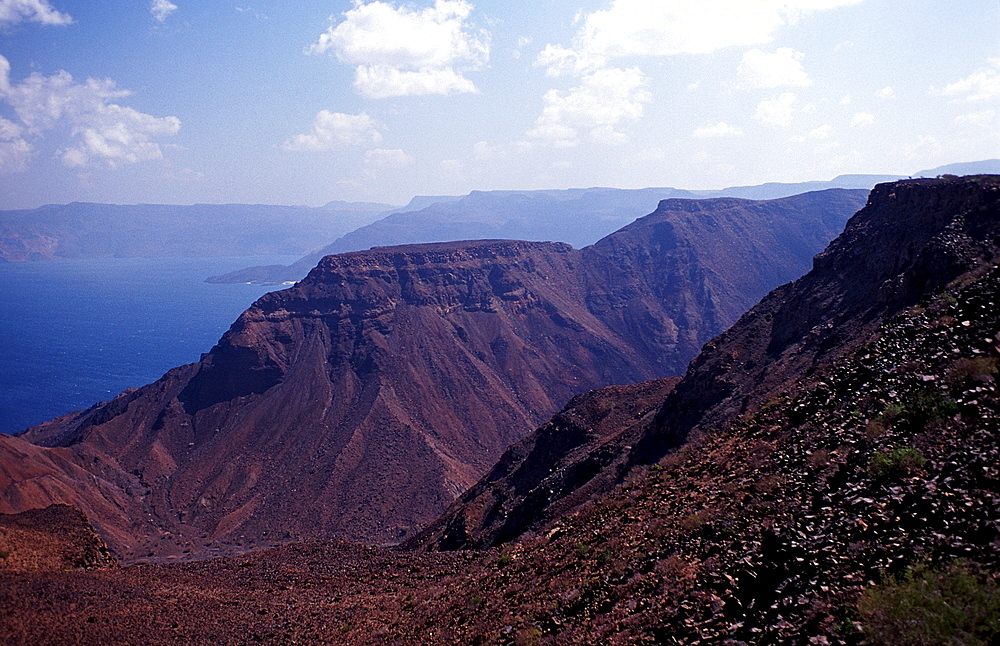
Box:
[7,190,866,559]
[417,176,1000,553]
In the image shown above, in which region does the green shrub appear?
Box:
[869,446,927,480]
[857,560,1000,645]
[497,553,512,568]
[0,549,9,559]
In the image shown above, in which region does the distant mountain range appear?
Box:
[208,160,1000,285]
[0,201,393,262]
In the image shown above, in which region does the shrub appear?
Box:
[497,553,512,568]
[947,357,999,385]
[869,446,927,480]
[0,549,9,559]
[857,560,1000,645]
[514,626,542,646]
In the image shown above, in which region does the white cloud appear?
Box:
[0,55,180,170]
[528,67,650,146]
[905,135,942,158]
[850,111,875,127]
[364,147,413,168]
[472,139,505,161]
[439,158,464,181]
[535,44,605,77]
[753,92,797,127]
[0,115,30,171]
[531,1,859,143]
[955,109,997,128]
[938,58,1000,102]
[737,48,811,89]
[692,121,744,138]
[537,0,862,73]
[0,0,72,26]
[150,0,177,22]
[283,110,383,152]
[876,85,896,99]
[839,93,852,105]
[808,124,831,139]
[309,0,488,98]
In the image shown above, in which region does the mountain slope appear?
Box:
[417,175,1000,553]
[6,190,865,559]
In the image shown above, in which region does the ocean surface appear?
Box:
[0,256,299,435]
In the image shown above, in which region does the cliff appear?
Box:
[9,190,866,559]
[416,176,1000,553]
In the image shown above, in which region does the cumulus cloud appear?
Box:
[850,111,874,127]
[536,0,862,75]
[308,0,488,98]
[737,48,811,88]
[283,111,383,152]
[692,121,744,138]
[876,85,896,99]
[0,0,72,26]
[938,58,1000,102]
[528,66,650,146]
[530,1,859,145]
[0,55,180,170]
[150,0,177,22]
[0,115,30,171]
[954,109,996,128]
[364,148,414,171]
[807,124,831,139]
[753,92,798,127]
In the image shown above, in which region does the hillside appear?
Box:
[0,504,116,571]
[0,177,996,646]
[418,175,1000,553]
[3,190,865,561]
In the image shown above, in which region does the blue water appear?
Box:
[0,256,299,435]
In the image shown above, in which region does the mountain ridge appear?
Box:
[4,190,866,560]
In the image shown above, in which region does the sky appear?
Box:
[0,0,997,209]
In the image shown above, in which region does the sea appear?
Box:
[0,255,299,435]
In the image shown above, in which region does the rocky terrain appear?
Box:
[0,504,115,572]
[0,176,996,645]
[2,190,864,561]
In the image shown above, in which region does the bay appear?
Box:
[0,256,299,434]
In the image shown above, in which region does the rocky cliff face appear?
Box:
[8,190,866,559]
[418,176,1000,552]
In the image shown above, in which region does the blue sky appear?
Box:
[0,0,997,209]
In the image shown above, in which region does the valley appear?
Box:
[1,176,998,645]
